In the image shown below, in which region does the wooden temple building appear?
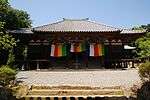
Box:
[9,18,146,70]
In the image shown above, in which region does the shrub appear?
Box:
[0,86,16,100]
[138,61,150,82]
[0,65,16,87]
[137,82,150,100]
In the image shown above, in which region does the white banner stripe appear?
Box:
[50,44,55,56]
[90,44,94,56]
[70,44,74,52]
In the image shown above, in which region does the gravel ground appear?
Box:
[16,69,141,88]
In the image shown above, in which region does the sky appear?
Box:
[10,0,150,28]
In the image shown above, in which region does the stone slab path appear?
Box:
[16,69,141,88]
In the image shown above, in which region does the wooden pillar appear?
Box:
[127,61,129,68]
[75,54,79,69]
[124,61,127,68]
[84,52,88,69]
[21,64,25,71]
[36,61,40,70]
[132,60,134,68]
[122,61,124,68]
[101,56,104,68]
[26,61,29,70]
[51,57,55,69]
[109,42,113,68]
[24,45,28,70]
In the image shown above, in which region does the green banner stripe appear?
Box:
[62,44,67,56]
[104,46,109,55]
[81,43,86,51]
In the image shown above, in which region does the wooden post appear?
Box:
[132,60,135,68]
[36,61,40,70]
[21,64,25,71]
[124,61,127,68]
[121,62,123,68]
[101,56,104,68]
[75,54,78,69]
[84,52,88,69]
[23,45,28,70]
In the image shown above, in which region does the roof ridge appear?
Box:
[33,20,64,29]
[85,20,121,31]
[63,18,89,21]
[33,18,89,29]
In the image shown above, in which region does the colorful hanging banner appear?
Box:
[102,44,105,56]
[50,43,67,57]
[70,43,85,52]
[89,43,104,56]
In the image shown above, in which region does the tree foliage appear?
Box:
[139,61,150,82]
[0,0,32,29]
[135,24,150,57]
[0,86,15,100]
[0,33,16,50]
[3,8,32,29]
[0,0,9,12]
[0,0,32,65]
[132,24,150,32]
[135,25,150,100]
[137,82,150,100]
[0,22,16,65]
[0,65,16,87]
[0,22,16,50]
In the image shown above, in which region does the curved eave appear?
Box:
[7,28,33,34]
[32,30,121,33]
[121,30,146,34]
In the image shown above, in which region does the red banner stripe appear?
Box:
[94,44,99,56]
[54,44,59,57]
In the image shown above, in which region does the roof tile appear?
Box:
[33,19,120,32]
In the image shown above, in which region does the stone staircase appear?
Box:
[20,85,128,100]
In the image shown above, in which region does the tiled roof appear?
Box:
[7,28,33,34]
[121,29,146,34]
[33,18,121,32]
[7,19,146,34]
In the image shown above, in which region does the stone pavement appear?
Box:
[16,69,141,88]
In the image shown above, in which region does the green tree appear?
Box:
[135,25,150,100]
[0,0,32,65]
[139,61,150,82]
[0,0,31,29]
[3,8,32,29]
[138,62,150,100]
[0,65,16,100]
[0,22,16,65]
[132,24,150,32]
[0,24,16,50]
[0,65,16,87]
[0,0,9,12]
[137,82,150,100]
[135,24,150,57]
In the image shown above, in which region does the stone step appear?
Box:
[30,85,121,90]
[27,89,124,96]
[22,96,135,100]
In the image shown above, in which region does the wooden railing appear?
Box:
[15,56,150,70]
[109,56,150,69]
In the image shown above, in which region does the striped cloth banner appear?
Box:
[50,44,67,57]
[70,43,85,52]
[89,43,104,56]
